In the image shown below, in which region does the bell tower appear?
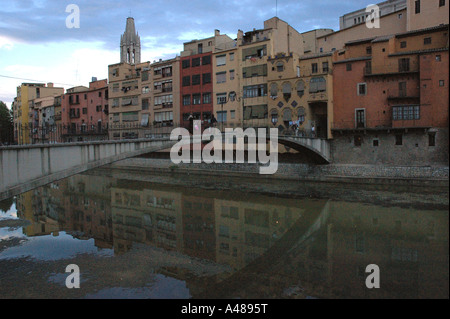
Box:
[120,17,141,64]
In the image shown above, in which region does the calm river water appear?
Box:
[0,168,448,299]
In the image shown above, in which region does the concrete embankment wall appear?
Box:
[110,158,449,187]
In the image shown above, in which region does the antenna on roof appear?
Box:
[276,0,278,17]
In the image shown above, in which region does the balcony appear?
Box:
[308,91,328,102]
[331,119,392,131]
[364,62,419,77]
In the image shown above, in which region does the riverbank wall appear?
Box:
[109,158,449,188]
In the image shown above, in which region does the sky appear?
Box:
[0,0,376,108]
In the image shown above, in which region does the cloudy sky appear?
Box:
[0,0,374,108]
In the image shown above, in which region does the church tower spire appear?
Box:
[120,17,141,64]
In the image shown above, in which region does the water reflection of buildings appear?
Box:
[14,173,448,298]
[214,198,301,271]
[111,182,183,254]
[17,174,114,249]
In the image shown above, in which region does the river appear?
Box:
[0,167,448,299]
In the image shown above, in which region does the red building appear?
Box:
[179,40,214,129]
[61,79,109,142]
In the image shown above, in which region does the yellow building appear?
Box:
[14,83,64,144]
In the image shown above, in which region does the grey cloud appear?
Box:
[0,0,376,54]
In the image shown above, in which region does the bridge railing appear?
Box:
[4,121,325,147]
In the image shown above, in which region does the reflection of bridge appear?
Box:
[0,135,330,200]
[196,199,331,299]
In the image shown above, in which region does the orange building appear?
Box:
[331,24,449,165]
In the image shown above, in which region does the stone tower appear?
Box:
[120,17,141,64]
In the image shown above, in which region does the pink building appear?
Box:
[61,79,109,142]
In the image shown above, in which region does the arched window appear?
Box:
[297,106,306,124]
[296,81,305,97]
[270,109,278,125]
[282,82,292,102]
[270,83,278,99]
[282,108,292,127]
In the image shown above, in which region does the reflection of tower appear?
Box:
[120,17,141,65]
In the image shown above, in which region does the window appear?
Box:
[297,66,301,77]
[183,95,191,106]
[142,86,150,94]
[217,93,227,104]
[309,77,326,93]
[243,84,267,98]
[154,81,162,91]
[393,106,420,120]
[202,55,211,65]
[192,74,201,85]
[398,13,403,19]
[198,43,203,54]
[312,63,318,74]
[415,0,420,14]
[276,62,284,72]
[142,71,149,81]
[296,81,305,97]
[398,58,410,72]
[216,55,226,66]
[439,0,446,7]
[154,111,173,124]
[98,92,102,97]
[373,139,379,147]
[182,59,190,69]
[182,76,190,86]
[192,57,201,67]
[400,41,407,48]
[323,62,329,73]
[357,83,367,96]
[142,98,149,110]
[82,108,87,114]
[203,93,211,104]
[216,72,226,83]
[436,55,442,61]
[203,73,211,84]
[282,82,292,102]
[230,70,235,80]
[429,132,436,146]
[229,53,235,61]
[243,64,268,78]
[366,46,372,54]
[356,109,365,128]
[346,63,352,71]
[439,80,445,87]
[217,111,227,122]
[229,92,236,101]
[395,134,403,145]
[270,83,278,99]
[424,37,432,45]
[192,94,201,105]
[230,110,235,119]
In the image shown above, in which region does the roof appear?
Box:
[333,56,372,64]
[388,47,449,57]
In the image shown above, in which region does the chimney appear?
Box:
[237,29,244,45]
[91,77,98,82]
[215,29,220,36]
[47,82,54,88]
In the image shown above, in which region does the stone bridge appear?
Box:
[0,135,330,200]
